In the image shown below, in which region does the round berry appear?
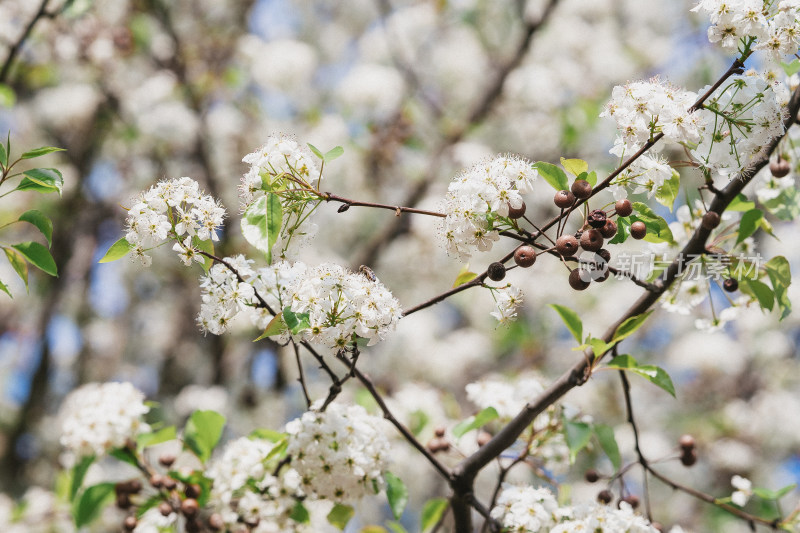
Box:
[770,157,791,178]
[597,489,613,504]
[209,513,225,531]
[569,269,591,291]
[185,483,201,499]
[116,493,131,510]
[580,229,604,252]
[477,431,492,447]
[701,211,720,230]
[186,520,202,533]
[556,235,579,257]
[163,477,177,491]
[621,495,640,510]
[678,434,696,451]
[554,190,575,208]
[181,498,199,517]
[723,278,738,292]
[600,219,618,239]
[508,201,527,219]
[158,501,173,517]
[149,474,164,489]
[585,469,600,483]
[615,198,633,217]
[597,248,611,263]
[630,221,647,240]
[514,245,537,268]
[571,179,593,199]
[123,516,138,531]
[434,426,446,438]
[159,454,176,467]
[587,209,607,229]
[681,448,698,467]
[487,262,506,281]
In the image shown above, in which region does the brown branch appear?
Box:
[0,0,52,84]
[324,192,446,218]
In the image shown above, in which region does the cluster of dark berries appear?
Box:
[427,426,451,453]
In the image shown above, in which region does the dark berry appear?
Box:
[580,229,604,252]
[569,269,591,291]
[595,269,610,283]
[158,454,176,467]
[181,498,199,517]
[571,179,593,200]
[600,219,618,239]
[597,248,611,263]
[123,516,138,531]
[514,245,537,268]
[597,489,613,504]
[434,426,446,438]
[186,520,202,533]
[158,501,173,517]
[163,477,177,491]
[209,513,225,531]
[678,434,696,451]
[116,493,131,509]
[630,221,647,240]
[585,469,600,483]
[615,198,633,217]
[770,157,791,178]
[587,209,607,229]
[556,235,579,257]
[128,480,142,494]
[681,448,698,467]
[487,262,506,281]
[621,495,640,509]
[701,211,720,230]
[185,483,201,499]
[723,278,738,292]
[508,201,527,219]
[149,474,164,489]
[554,190,575,208]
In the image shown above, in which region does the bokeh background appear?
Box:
[1,0,799,531]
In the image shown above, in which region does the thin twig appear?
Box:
[0,0,52,84]
[291,342,311,408]
[324,192,446,218]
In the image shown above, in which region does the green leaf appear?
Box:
[548,303,582,343]
[453,264,478,287]
[0,279,10,298]
[0,138,6,168]
[290,501,311,524]
[109,447,139,467]
[282,307,310,335]
[19,168,64,195]
[762,187,800,221]
[11,242,57,276]
[324,146,344,162]
[327,503,354,530]
[386,522,410,533]
[137,426,177,449]
[72,482,115,528]
[4,247,28,288]
[611,311,653,344]
[183,410,226,464]
[564,418,592,463]
[264,438,288,463]
[587,336,611,358]
[609,216,630,245]
[655,169,680,211]
[248,428,287,442]
[452,407,499,438]
[560,157,588,177]
[781,59,800,76]
[741,279,774,311]
[193,237,214,273]
[607,354,676,397]
[584,170,598,187]
[0,83,15,108]
[736,209,763,245]
[361,527,389,533]
[69,455,95,501]
[19,210,53,247]
[594,424,621,471]
[99,237,133,263]
[408,409,430,437]
[20,146,65,160]
[254,313,288,341]
[631,202,674,244]
[385,472,408,520]
[753,483,797,500]
[728,193,755,212]
[421,498,449,532]
[533,161,569,191]
[307,143,324,160]
[765,256,792,320]
[241,194,283,263]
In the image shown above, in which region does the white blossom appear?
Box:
[731,474,753,506]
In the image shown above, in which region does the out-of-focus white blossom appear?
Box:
[285,403,390,502]
[133,506,177,533]
[60,382,149,458]
[551,500,660,532]
[731,475,753,506]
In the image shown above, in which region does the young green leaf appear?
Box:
[606,354,676,397]
[248,428,287,442]
[4,247,28,288]
[609,216,630,245]
[762,187,800,221]
[728,193,756,212]
[781,58,800,76]
[241,194,283,263]
[548,303,583,343]
[0,279,10,298]
[560,157,588,177]
[136,426,177,449]
[72,482,116,528]
[20,146,65,160]
[611,311,653,344]
[752,483,797,500]
[533,161,569,191]
[0,138,6,168]
[584,170,598,187]
[99,237,133,263]
[741,279,774,311]
[452,407,499,438]
[655,169,680,211]
[192,237,214,273]
[765,256,792,320]
[564,418,592,463]
[421,498,449,532]
[11,242,57,276]
[282,307,310,335]
[0,84,11,108]
[254,313,288,341]
[327,503,354,530]
[386,522,410,533]
[307,143,324,160]
[324,146,344,162]
[594,424,621,471]
[385,472,408,520]
[69,455,95,501]
[183,410,226,464]
[736,209,763,245]
[453,265,478,287]
[19,168,64,195]
[109,447,139,468]
[19,210,53,247]
[290,501,311,523]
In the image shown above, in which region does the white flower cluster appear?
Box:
[133,507,176,533]
[440,155,537,260]
[197,258,401,350]
[731,474,754,506]
[60,382,149,458]
[490,285,524,324]
[491,485,660,533]
[691,73,785,177]
[207,437,307,532]
[124,177,225,267]
[240,133,321,207]
[285,403,391,502]
[692,0,800,59]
